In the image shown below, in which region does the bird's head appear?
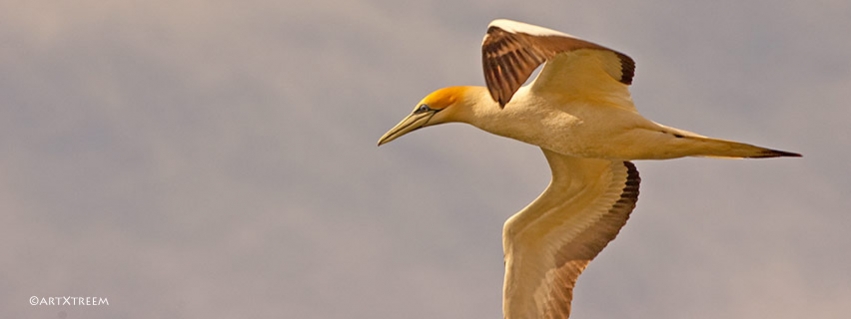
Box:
[377,86,471,146]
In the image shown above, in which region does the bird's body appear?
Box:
[378,19,799,319]
[422,85,787,160]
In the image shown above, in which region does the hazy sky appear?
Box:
[2,1,849,318]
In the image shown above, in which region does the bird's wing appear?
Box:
[502,149,639,318]
[482,19,635,108]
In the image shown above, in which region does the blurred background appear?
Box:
[1,0,848,318]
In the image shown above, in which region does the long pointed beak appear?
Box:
[377,111,435,146]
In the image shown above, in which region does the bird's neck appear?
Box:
[449,86,501,125]
[452,85,550,146]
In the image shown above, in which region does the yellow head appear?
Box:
[377,86,471,146]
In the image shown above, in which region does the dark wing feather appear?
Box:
[482,20,635,107]
[502,149,640,319]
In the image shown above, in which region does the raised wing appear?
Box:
[482,19,635,107]
[502,149,640,318]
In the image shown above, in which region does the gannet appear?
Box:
[378,19,800,319]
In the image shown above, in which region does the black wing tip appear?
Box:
[616,52,635,85]
[622,161,640,197]
[603,161,640,226]
[623,161,640,179]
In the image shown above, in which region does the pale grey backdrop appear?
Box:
[2,1,848,318]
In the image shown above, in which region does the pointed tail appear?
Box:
[681,135,801,159]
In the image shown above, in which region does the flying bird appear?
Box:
[378,19,800,319]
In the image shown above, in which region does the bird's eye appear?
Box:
[416,104,431,113]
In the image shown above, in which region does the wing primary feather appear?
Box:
[483,20,636,106]
[504,53,525,88]
[549,161,639,268]
[543,161,638,318]
[615,52,636,85]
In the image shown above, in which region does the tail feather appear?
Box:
[683,135,801,159]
